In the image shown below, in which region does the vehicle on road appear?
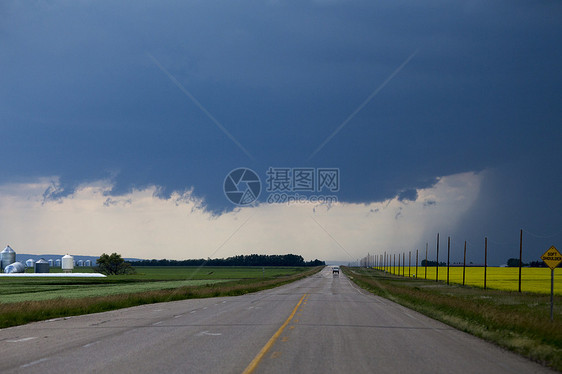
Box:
[332,266,339,275]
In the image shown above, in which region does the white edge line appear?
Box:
[7,337,38,343]
[20,358,49,368]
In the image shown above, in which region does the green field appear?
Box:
[0,266,321,328]
[0,266,308,304]
[375,266,562,294]
[127,266,307,280]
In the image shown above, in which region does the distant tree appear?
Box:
[529,260,560,268]
[421,260,446,267]
[506,258,528,267]
[306,259,326,266]
[95,253,135,275]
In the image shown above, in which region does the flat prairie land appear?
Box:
[0,266,320,328]
[0,266,309,303]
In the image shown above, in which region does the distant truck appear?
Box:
[332,266,339,275]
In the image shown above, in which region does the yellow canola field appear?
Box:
[377,266,562,295]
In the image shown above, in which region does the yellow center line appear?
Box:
[242,293,307,374]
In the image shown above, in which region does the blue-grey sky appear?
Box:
[1,1,561,265]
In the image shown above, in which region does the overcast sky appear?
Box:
[1,1,561,265]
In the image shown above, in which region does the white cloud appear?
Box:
[0,171,482,262]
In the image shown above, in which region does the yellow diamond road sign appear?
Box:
[541,246,562,270]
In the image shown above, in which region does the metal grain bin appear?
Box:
[4,262,25,273]
[62,254,74,273]
[35,258,50,273]
[26,259,35,268]
[1,245,16,272]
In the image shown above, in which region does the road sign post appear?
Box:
[540,246,562,321]
[551,268,554,321]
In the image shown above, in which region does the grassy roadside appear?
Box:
[0,266,321,329]
[343,266,562,372]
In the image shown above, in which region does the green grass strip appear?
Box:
[0,280,229,303]
[0,267,322,329]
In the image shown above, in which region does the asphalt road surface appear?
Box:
[0,267,554,373]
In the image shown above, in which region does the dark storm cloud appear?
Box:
[1,0,561,263]
[423,199,437,208]
[397,189,418,202]
[451,155,562,266]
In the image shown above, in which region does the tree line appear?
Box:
[420,260,447,267]
[132,254,325,267]
[418,258,560,268]
[506,258,560,268]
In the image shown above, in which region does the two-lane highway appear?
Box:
[0,267,552,373]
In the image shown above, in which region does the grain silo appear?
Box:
[26,259,35,268]
[62,254,74,273]
[35,258,50,273]
[1,245,16,272]
[4,262,25,273]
